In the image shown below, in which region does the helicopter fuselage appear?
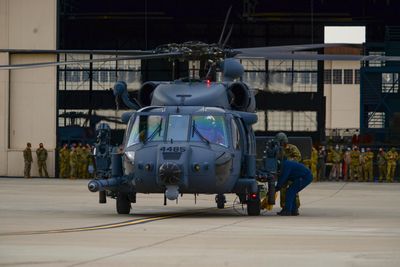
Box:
[123,105,255,199]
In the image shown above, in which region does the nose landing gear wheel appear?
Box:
[116,192,131,214]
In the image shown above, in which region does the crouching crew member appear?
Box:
[275,160,313,216]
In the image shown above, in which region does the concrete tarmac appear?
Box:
[0,178,400,267]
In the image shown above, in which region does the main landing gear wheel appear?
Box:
[247,192,261,216]
[215,194,226,209]
[116,192,131,214]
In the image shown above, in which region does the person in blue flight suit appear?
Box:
[275,159,313,216]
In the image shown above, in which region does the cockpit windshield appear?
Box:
[190,115,229,147]
[166,115,190,141]
[126,113,229,148]
[127,115,165,146]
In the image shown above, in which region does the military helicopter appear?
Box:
[2,13,400,216]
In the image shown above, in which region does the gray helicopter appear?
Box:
[87,56,266,216]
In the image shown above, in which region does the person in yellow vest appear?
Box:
[23,142,33,178]
[275,132,302,213]
[311,146,318,181]
[377,148,387,182]
[59,144,70,178]
[317,146,327,181]
[349,146,361,181]
[363,147,374,182]
[329,145,342,181]
[386,147,399,182]
[36,143,49,178]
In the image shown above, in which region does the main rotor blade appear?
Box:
[222,24,234,48]
[218,6,232,47]
[234,43,363,54]
[0,52,182,70]
[0,49,154,55]
[235,52,400,62]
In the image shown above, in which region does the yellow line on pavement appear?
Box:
[1,206,230,236]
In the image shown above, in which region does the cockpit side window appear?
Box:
[126,115,165,146]
[166,115,190,141]
[190,115,229,147]
[231,119,241,150]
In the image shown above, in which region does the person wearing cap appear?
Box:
[377,148,387,182]
[23,142,33,178]
[311,146,318,181]
[59,144,70,178]
[69,144,78,179]
[386,147,399,182]
[350,146,361,181]
[36,143,49,178]
[363,148,374,182]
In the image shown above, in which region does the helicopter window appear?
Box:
[166,115,190,141]
[231,119,240,150]
[190,115,228,147]
[126,115,165,146]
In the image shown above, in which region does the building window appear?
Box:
[242,59,267,89]
[267,111,292,131]
[368,112,385,128]
[343,69,353,84]
[267,59,317,92]
[267,110,317,132]
[293,111,317,131]
[382,73,399,93]
[355,70,360,84]
[332,69,342,84]
[324,69,331,84]
[252,111,266,131]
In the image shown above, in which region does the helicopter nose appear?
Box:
[159,162,182,185]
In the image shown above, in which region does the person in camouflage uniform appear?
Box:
[311,146,318,181]
[80,145,90,179]
[363,147,374,182]
[76,143,83,178]
[275,132,302,212]
[349,146,361,181]
[59,144,70,178]
[23,142,33,178]
[329,145,342,181]
[36,143,49,177]
[386,147,399,182]
[377,148,387,182]
[86,144,95,178]
[69,144,79,179]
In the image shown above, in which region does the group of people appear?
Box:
[311,145,399,183]
[22,142,95,179]
[23,142,49,178]
[59,143,95,179]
